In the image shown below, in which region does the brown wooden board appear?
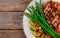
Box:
[0,12,23,29]
[0,0,32,12]
[0,0,33,38]
[0,30,26,38]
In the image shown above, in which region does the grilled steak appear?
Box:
[43,1,60,28]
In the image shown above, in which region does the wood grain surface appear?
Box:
[0,12,23,29]
[0,30,26,38]
[0,0,32,12]
[0,0,32,38]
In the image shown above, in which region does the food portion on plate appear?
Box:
[43,1,60,29]
[24,0,60,38]
[43,1,60,34]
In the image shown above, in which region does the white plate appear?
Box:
[23,0,60,38]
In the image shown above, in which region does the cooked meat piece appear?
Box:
[58,18,60,24]
[43,1,60,28]
[58,24,60,28]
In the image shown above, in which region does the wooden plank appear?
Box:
[0,0,32,5]
[0,5,27,12]
[0,12,23,29]
[0,30,26,38]
[0,0,32,12]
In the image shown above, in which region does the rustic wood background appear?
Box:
[0,0,32,38]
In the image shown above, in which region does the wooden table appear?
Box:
[0,0,32,38]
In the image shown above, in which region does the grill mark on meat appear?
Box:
[46,12,54,21]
